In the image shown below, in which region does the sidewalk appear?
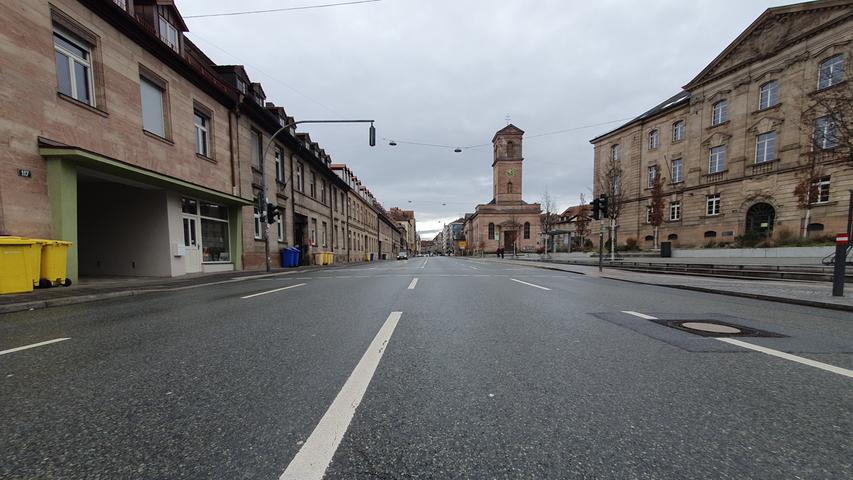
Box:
[476,257,853,312]
[0,265,321,315]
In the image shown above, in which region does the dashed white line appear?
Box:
[408,278,418,290]
[241,283,306,299]
[622,311,853,379]
[279,311,402,480]
[510,278,551,291]
[716,338,853,379]
[621,311,658,320]
[421,258,428,269]
[469,265,479,270]
[0,338,70,356]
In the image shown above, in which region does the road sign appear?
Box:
[837,233,849,245]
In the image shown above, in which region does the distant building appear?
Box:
[464,125,542,254]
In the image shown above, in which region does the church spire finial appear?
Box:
[505,114,511,125]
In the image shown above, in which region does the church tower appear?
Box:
[492,124,524,204]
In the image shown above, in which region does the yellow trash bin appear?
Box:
[313,252,324,266]
[0,237,36,294]
[3,236,46,287]
[40,240,72,287]
[326,252,334,265]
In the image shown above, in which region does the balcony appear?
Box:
[749,159,778,176]
[701,170,728,184]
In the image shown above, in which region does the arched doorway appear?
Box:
[745,203,775,235]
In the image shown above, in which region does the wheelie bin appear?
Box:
[0,237,36,294]
[39,240,72,287]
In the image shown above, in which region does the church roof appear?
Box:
[492,124,525,142]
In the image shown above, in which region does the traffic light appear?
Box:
[599,195,609,218]
[266,202,280,224]
[590,198,601,220]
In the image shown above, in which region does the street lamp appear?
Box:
[259,119,375,272]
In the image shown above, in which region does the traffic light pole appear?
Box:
[598,220,604,273]
[259,119,375,272]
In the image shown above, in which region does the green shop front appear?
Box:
[40,146,251,282]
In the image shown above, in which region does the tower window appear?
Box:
[507,181,513,194]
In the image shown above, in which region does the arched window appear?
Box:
[704,231,717,238]
[488,223,495,240]
[523,222,530,239]
[667,233,678,241]
[644,235,655,241]
[507,181,513,194]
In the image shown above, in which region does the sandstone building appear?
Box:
[590,0,853,248]
[464,125,542,254]
[0,0,399,281]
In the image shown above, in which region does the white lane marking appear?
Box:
[408,278,418,290]
[280,311,402,480]
[623,311,853,379]
[421,258,428,269]
[241,283,306,299]
[0,338,70,356]
[469,265,479,270]
[716,338,853,379]
[622,311,658,320]
[510,278,551,291]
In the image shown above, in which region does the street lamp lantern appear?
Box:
[454,147,462,153]
[389,141,397,146]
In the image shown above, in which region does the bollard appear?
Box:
[833,233,848,297]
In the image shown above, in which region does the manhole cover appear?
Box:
[651,319,784,338]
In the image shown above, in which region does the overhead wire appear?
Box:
[184,0,382,19]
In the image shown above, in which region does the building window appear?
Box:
[250,129,262,169]
[704,231,717,238]
[253,208,262,240]
[296,162,304,191]
[53,29,94,106]
[277,214,284,243]
[755,131,776,164]
[321,180,327,204]
[648,129,659,150]
[194,111,210,156]
[309,172,316,198]
[818,55,844,90]
[672,158,683,183]
[708,145,726,173]
[706,194,721,216]
[672,121,684,142]
[158,16,179,52]
[758,80,778,110]
[322,222,328,247]
[711,100,728,126]
[311,218,317,246]
[644,206,651,224]
[669,202,681,221]
[523,222,530,239]
[140,76,166,137]
[815,116,838,149]
[610,144,619,162]
[507,181,513,194]
[813,176,831,204]
[488,223,495,240]
[647,165,657,188]
[667,233,678,241]
[199,202,230,262]
[274,147,283,182]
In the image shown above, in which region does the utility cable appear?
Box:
[184,0,382,19]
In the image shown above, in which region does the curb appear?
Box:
[469,257,853,313]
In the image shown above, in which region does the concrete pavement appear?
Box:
[1,257,851,479]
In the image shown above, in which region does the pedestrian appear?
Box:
[496,248,501,258]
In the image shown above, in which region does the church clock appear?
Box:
[506,168,515,177]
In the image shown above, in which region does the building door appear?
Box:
[504,230,517,251]
[182,216,202,273]
[745,203,775,236]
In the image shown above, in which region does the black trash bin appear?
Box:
[660,241,672,258]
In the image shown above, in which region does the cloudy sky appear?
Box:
[178,0,784,238]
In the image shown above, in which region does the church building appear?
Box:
[464,125,542,254]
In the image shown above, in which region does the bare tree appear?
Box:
[597,151,625,256]
[797,81,853,237]
[574,193,591,250]
[648,165,665,249]
[540,190,558,254]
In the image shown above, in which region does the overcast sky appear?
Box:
[179,0,785,238]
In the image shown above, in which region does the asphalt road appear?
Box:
[1,256,851,479]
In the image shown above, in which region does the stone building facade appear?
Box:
[591,0,853,248]
[464,125,542,254]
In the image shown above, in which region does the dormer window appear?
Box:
[158,16,179,52]
[235,78,247,94]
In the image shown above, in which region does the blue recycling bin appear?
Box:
[291,247,301,267]
[280,248,288,268]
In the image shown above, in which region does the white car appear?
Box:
[397,251,408,260]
